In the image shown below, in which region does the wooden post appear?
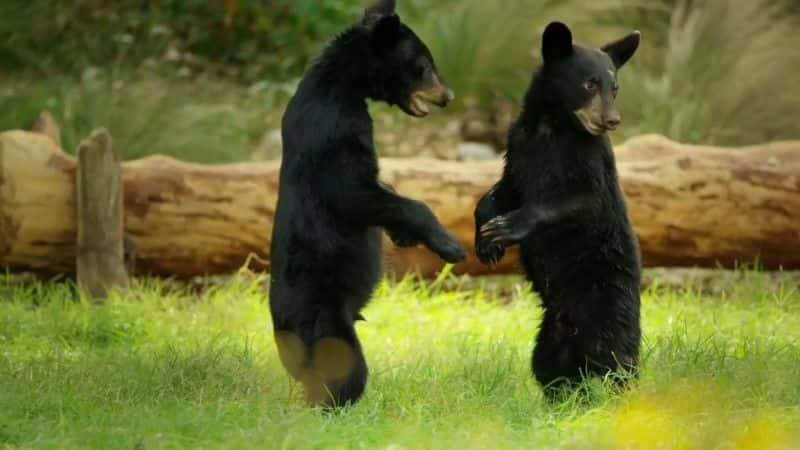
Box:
[76,129,130,298]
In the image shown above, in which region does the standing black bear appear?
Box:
[475,22,642,392]
[270,0,466,407]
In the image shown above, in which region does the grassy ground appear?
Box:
[0,272,798,450]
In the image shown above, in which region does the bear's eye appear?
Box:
[583,79,599,93]
[612,84,620,98]
[415,63,429,78]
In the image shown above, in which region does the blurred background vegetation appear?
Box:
[1,0,799,161]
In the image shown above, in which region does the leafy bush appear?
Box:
[0,0,362,82]
[1,0,798,161]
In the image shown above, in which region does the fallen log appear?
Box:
[1,129,799,277]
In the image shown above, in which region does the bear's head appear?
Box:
[539,21,640,135]
[362,0,454,117]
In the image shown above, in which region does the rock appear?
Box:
[461,117,494,143]
[491,98,517,148]
[457,142,498,161]
[460,96,495,144]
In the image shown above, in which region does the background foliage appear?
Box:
[0,0,362,82]
[1,0,799,161]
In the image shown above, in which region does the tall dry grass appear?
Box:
[412,0,800,145]
[617,0,800,144]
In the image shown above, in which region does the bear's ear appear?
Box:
[542,21,573,64]
[364,0,396,23]
[364,0,400,39]
[602,31,641,69]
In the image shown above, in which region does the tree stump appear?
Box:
[76,129,130,297]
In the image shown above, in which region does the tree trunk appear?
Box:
[1,130,799,277]
[76,129,130,297]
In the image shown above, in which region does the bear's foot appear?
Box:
[274,331,368,408]
[531,308,639,396]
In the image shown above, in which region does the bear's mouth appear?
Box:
[574,108,608,136]
[406,87,455,117]
[408,94,432,117]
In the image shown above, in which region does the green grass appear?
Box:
[1,271,798,449]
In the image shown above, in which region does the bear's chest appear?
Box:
[510,135,604,203]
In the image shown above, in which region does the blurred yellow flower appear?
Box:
[731,413,795,450]
[613,398,688,450]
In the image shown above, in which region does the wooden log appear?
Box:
[0,131,77,273]
[616,137,800,269]
[76,129,130,297]
[25,111,62,148]
[1,130,799,277]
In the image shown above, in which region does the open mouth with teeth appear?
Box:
[408,93,432,117]
[406,88,454,117]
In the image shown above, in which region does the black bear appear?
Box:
[475,22,642,393]
[270,0,466,407]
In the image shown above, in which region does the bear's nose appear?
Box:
[435,88,454,107]
[604,115,621,130]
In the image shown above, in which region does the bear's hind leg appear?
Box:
[531,307,585,394]
[531,297,640,396]
[274,305,368,408]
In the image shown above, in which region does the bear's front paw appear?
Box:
[428,230,467,263]
[476,234,506,266]
[387,228,420,248]
[480,212,525,246]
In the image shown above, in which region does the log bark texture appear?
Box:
[1,130,799,277]
[76,129,130,297]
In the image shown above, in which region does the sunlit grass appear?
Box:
[0,271,798,449]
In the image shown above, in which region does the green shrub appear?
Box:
[0,0,362,82]
[2,0,798,158]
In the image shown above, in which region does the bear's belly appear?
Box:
[519,222,639,301]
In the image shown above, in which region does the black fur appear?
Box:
[270,1,465,408]
[475,22,642,393]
